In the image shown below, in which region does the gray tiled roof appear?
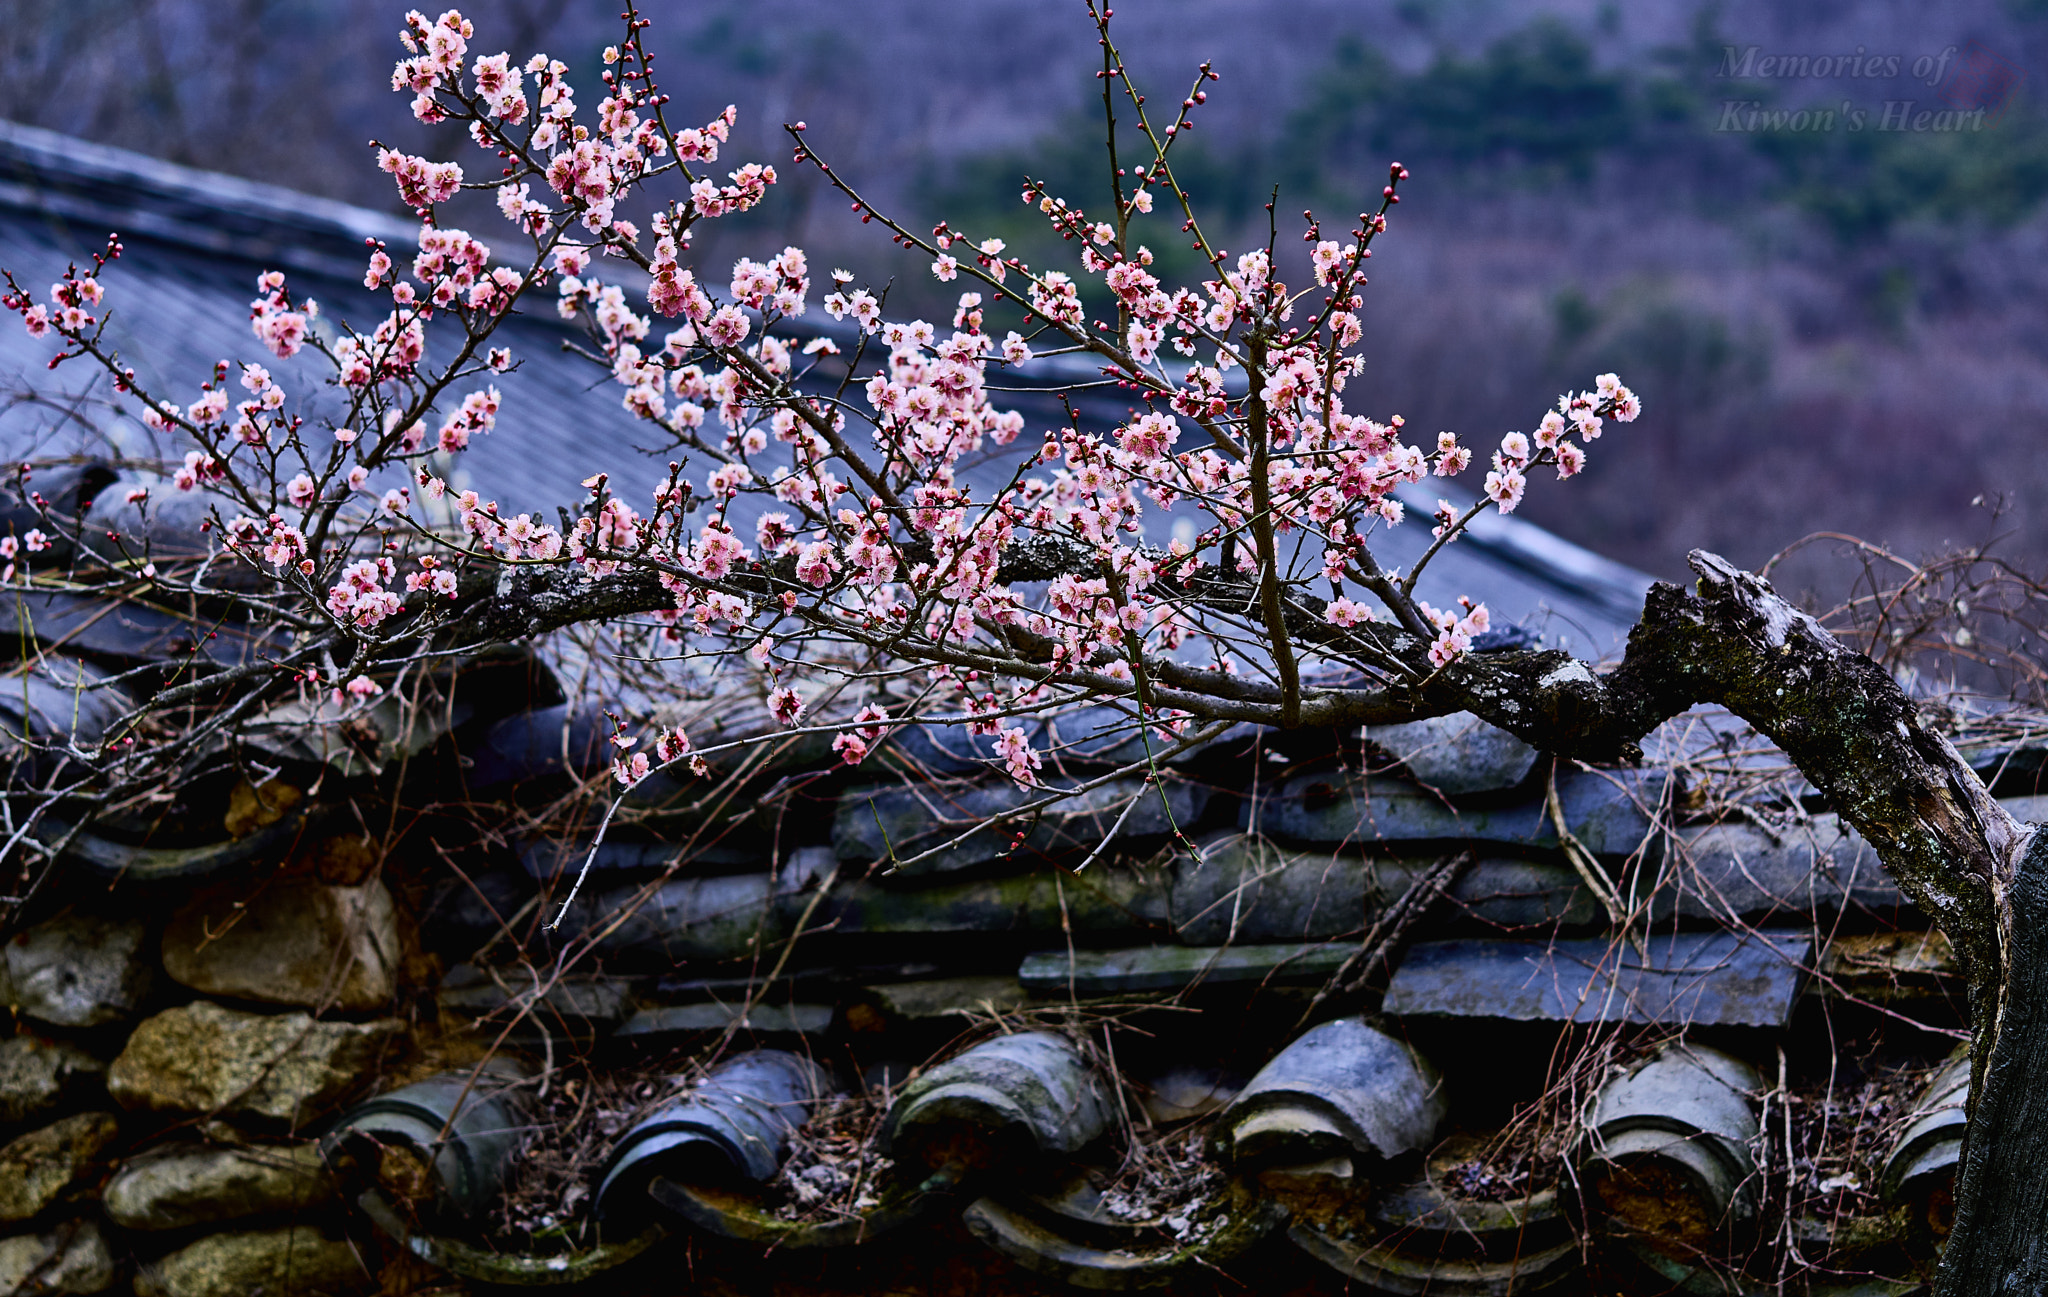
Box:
[0,118,1655,655]
[8,121,1978,1295]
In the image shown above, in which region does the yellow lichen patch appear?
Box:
[224,778,303,838]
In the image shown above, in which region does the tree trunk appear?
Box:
[1935,824,2048,1292]
[1543,551,2039,1293]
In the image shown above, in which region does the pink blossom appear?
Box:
[1428,627,1471,668]
[655,728,692,764]
[261,525,304,568]
[251,308,307,359]
[613,751,651,787]
[1325,597,1373,628]
[378,148,464,210]
[993,725,1042,787]
[794,540,840,586]
[769,686,806,727]
[1483,465,1526,513]
[703,305,749,347]
[35,17,1652,809]
[852,704,892,742]
[688,522,748,579]
[846,290,881,334]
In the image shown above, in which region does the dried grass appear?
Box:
[1099,1125,1226,1237]
[1432,1125,1568,1205]
[1783,1054,1948,1226]
[490,1065,680,1247]
[765,1090,895,1223]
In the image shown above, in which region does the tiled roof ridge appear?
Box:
[0,118,416,279]
[0,121,1660,639]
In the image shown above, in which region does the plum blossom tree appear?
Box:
[0,6,2038,1287]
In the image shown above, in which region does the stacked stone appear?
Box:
[0,871,408,1296]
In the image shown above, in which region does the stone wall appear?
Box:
[0,641,2035,1294]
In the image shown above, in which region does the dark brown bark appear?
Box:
[1940,826,2048,1293]
[1584,553,2024,1003]
[1475,551,2038,1291]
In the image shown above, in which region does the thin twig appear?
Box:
[1292,849,1475,1032]
[1546,760,1643,957]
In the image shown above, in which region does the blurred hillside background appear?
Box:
[2,0,2044,605]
